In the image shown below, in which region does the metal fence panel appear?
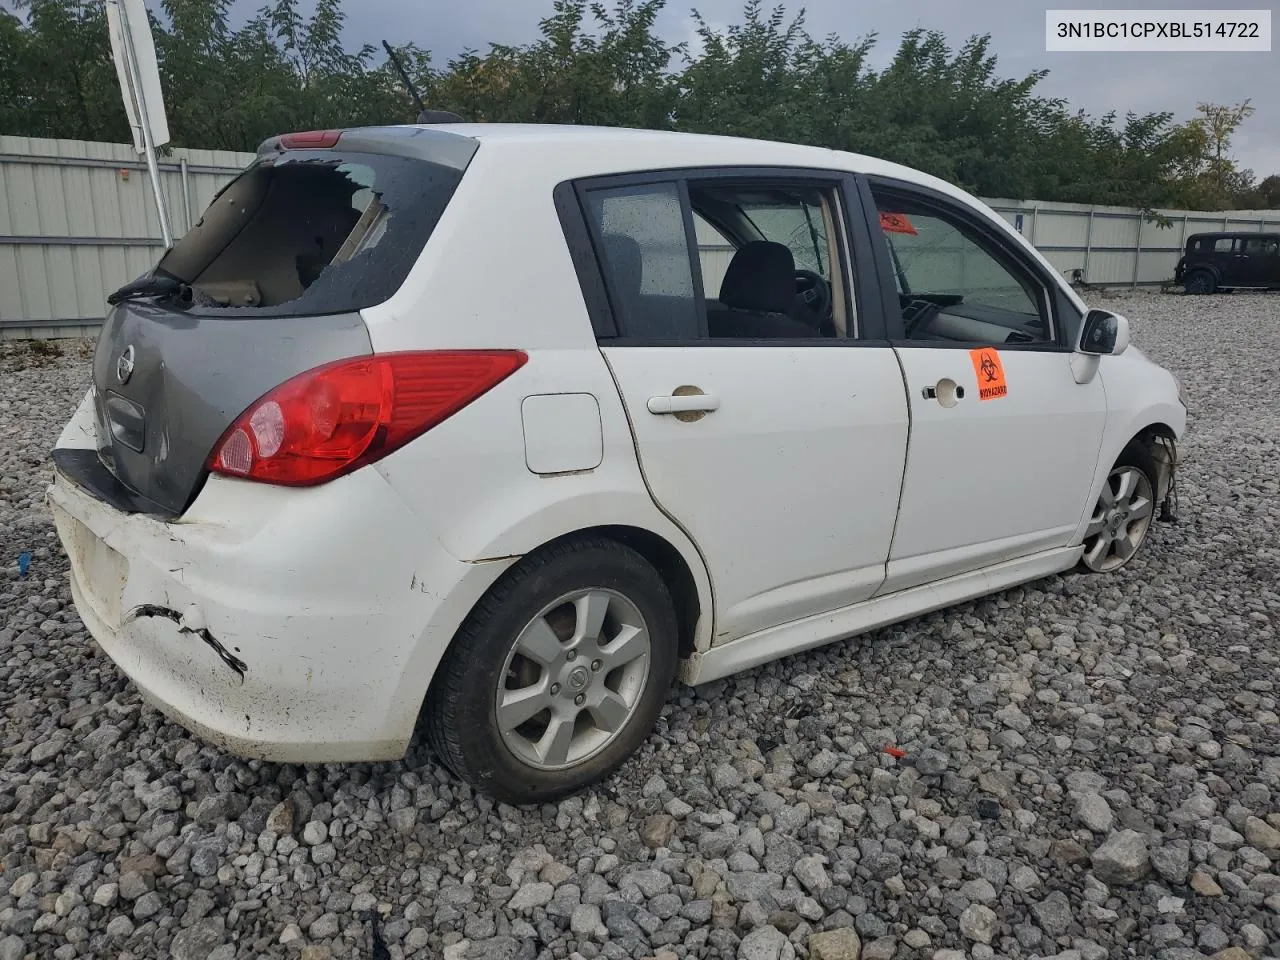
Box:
[0,136,254,337]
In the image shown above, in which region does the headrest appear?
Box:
[719,241,795,314]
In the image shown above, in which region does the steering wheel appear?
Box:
[903,298,942,338]
[794,269,832,326]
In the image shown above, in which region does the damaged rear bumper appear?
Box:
[47,455,514,763]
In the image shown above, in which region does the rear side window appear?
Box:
[1213,237,1236,253]
[156,150,467,317]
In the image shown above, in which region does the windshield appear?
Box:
[737,199,830,277]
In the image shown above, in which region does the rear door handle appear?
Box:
[647,394,720,415]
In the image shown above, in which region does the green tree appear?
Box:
[0,0,1270,211]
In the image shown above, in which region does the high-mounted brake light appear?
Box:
[278,129,343,149]
[208,351,527,486]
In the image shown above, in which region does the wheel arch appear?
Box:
[1127,421,1179,504]
[503,524,707,662]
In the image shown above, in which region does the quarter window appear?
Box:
[584,182,700,340]
[869,188,1051,345]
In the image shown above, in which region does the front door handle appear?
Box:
[921,379,965,407]
[647,394,720,415]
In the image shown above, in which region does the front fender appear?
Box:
[1070,355,1186,543]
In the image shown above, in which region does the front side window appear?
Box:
[869,187,1051,345]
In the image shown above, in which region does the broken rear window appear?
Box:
[154,150,466,317]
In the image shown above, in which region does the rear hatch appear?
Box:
[68,126,478,518]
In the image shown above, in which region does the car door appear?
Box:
[566,170,910,645]
[856,176,1109,594]
[1212,236,1240,284]
[1237,236,1279,285]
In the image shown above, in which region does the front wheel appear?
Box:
[419,536,678,804]
[1078,443,1158,573]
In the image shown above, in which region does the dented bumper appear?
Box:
[48,442,513,763]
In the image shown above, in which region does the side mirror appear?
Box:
[1079,309,1129,356]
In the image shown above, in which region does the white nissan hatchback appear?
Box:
[49,123,1186,803]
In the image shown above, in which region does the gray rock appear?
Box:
[133,891,163,920]
[570,903,601,937]
[405,928,430,952]
[301,820,328,845]
[508,882,554,911]
[739,924,787,960]
[793,856,831,895]
[959,878,997,903]
[807,750,839,778]
[467,936,522,960]
[170,918,226,960]
[1009,866,1040,892]
[1091,830,1149,885]
[1075,793,1114,833]
[0,937,26,960]
[1032,890,1073,937]
[1243,816,1280,851]
[1150,842,1190,884]
[626,869,672,898]
[959,904,997,943]
[117,870,153,901]
[1208,824,1244,848]
[106,916,135,938]
[914,749,948,776]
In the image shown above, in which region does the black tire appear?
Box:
[1183,270,1215,295]
[418,535,678,805]
[1076,441,1159,574]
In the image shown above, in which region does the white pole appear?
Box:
[113,0,173,248]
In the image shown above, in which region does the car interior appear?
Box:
[591,179,1056,344]
[688,184,848,340]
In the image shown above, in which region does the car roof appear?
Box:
[1189,231,1280,239]
[407,121,961,193]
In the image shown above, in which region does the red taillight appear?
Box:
[278,129,342,149]
[208,351,527,486]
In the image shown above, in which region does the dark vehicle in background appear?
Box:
[1175,232,1280,294]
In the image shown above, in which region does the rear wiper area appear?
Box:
[107,275,188,306]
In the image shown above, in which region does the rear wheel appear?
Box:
[1078,443,1158,574]
[419,536,678,804]
[1183,270,1215,294]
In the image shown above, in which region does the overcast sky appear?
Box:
[241,0,1279,175]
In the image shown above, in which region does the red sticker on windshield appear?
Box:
[879,211,918,235]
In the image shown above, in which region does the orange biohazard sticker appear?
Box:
[879,211,918,235]
[969,347,1008,400]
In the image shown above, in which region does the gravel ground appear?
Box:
[1,290,1278,960]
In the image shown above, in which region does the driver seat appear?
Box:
[707,241,822,339]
